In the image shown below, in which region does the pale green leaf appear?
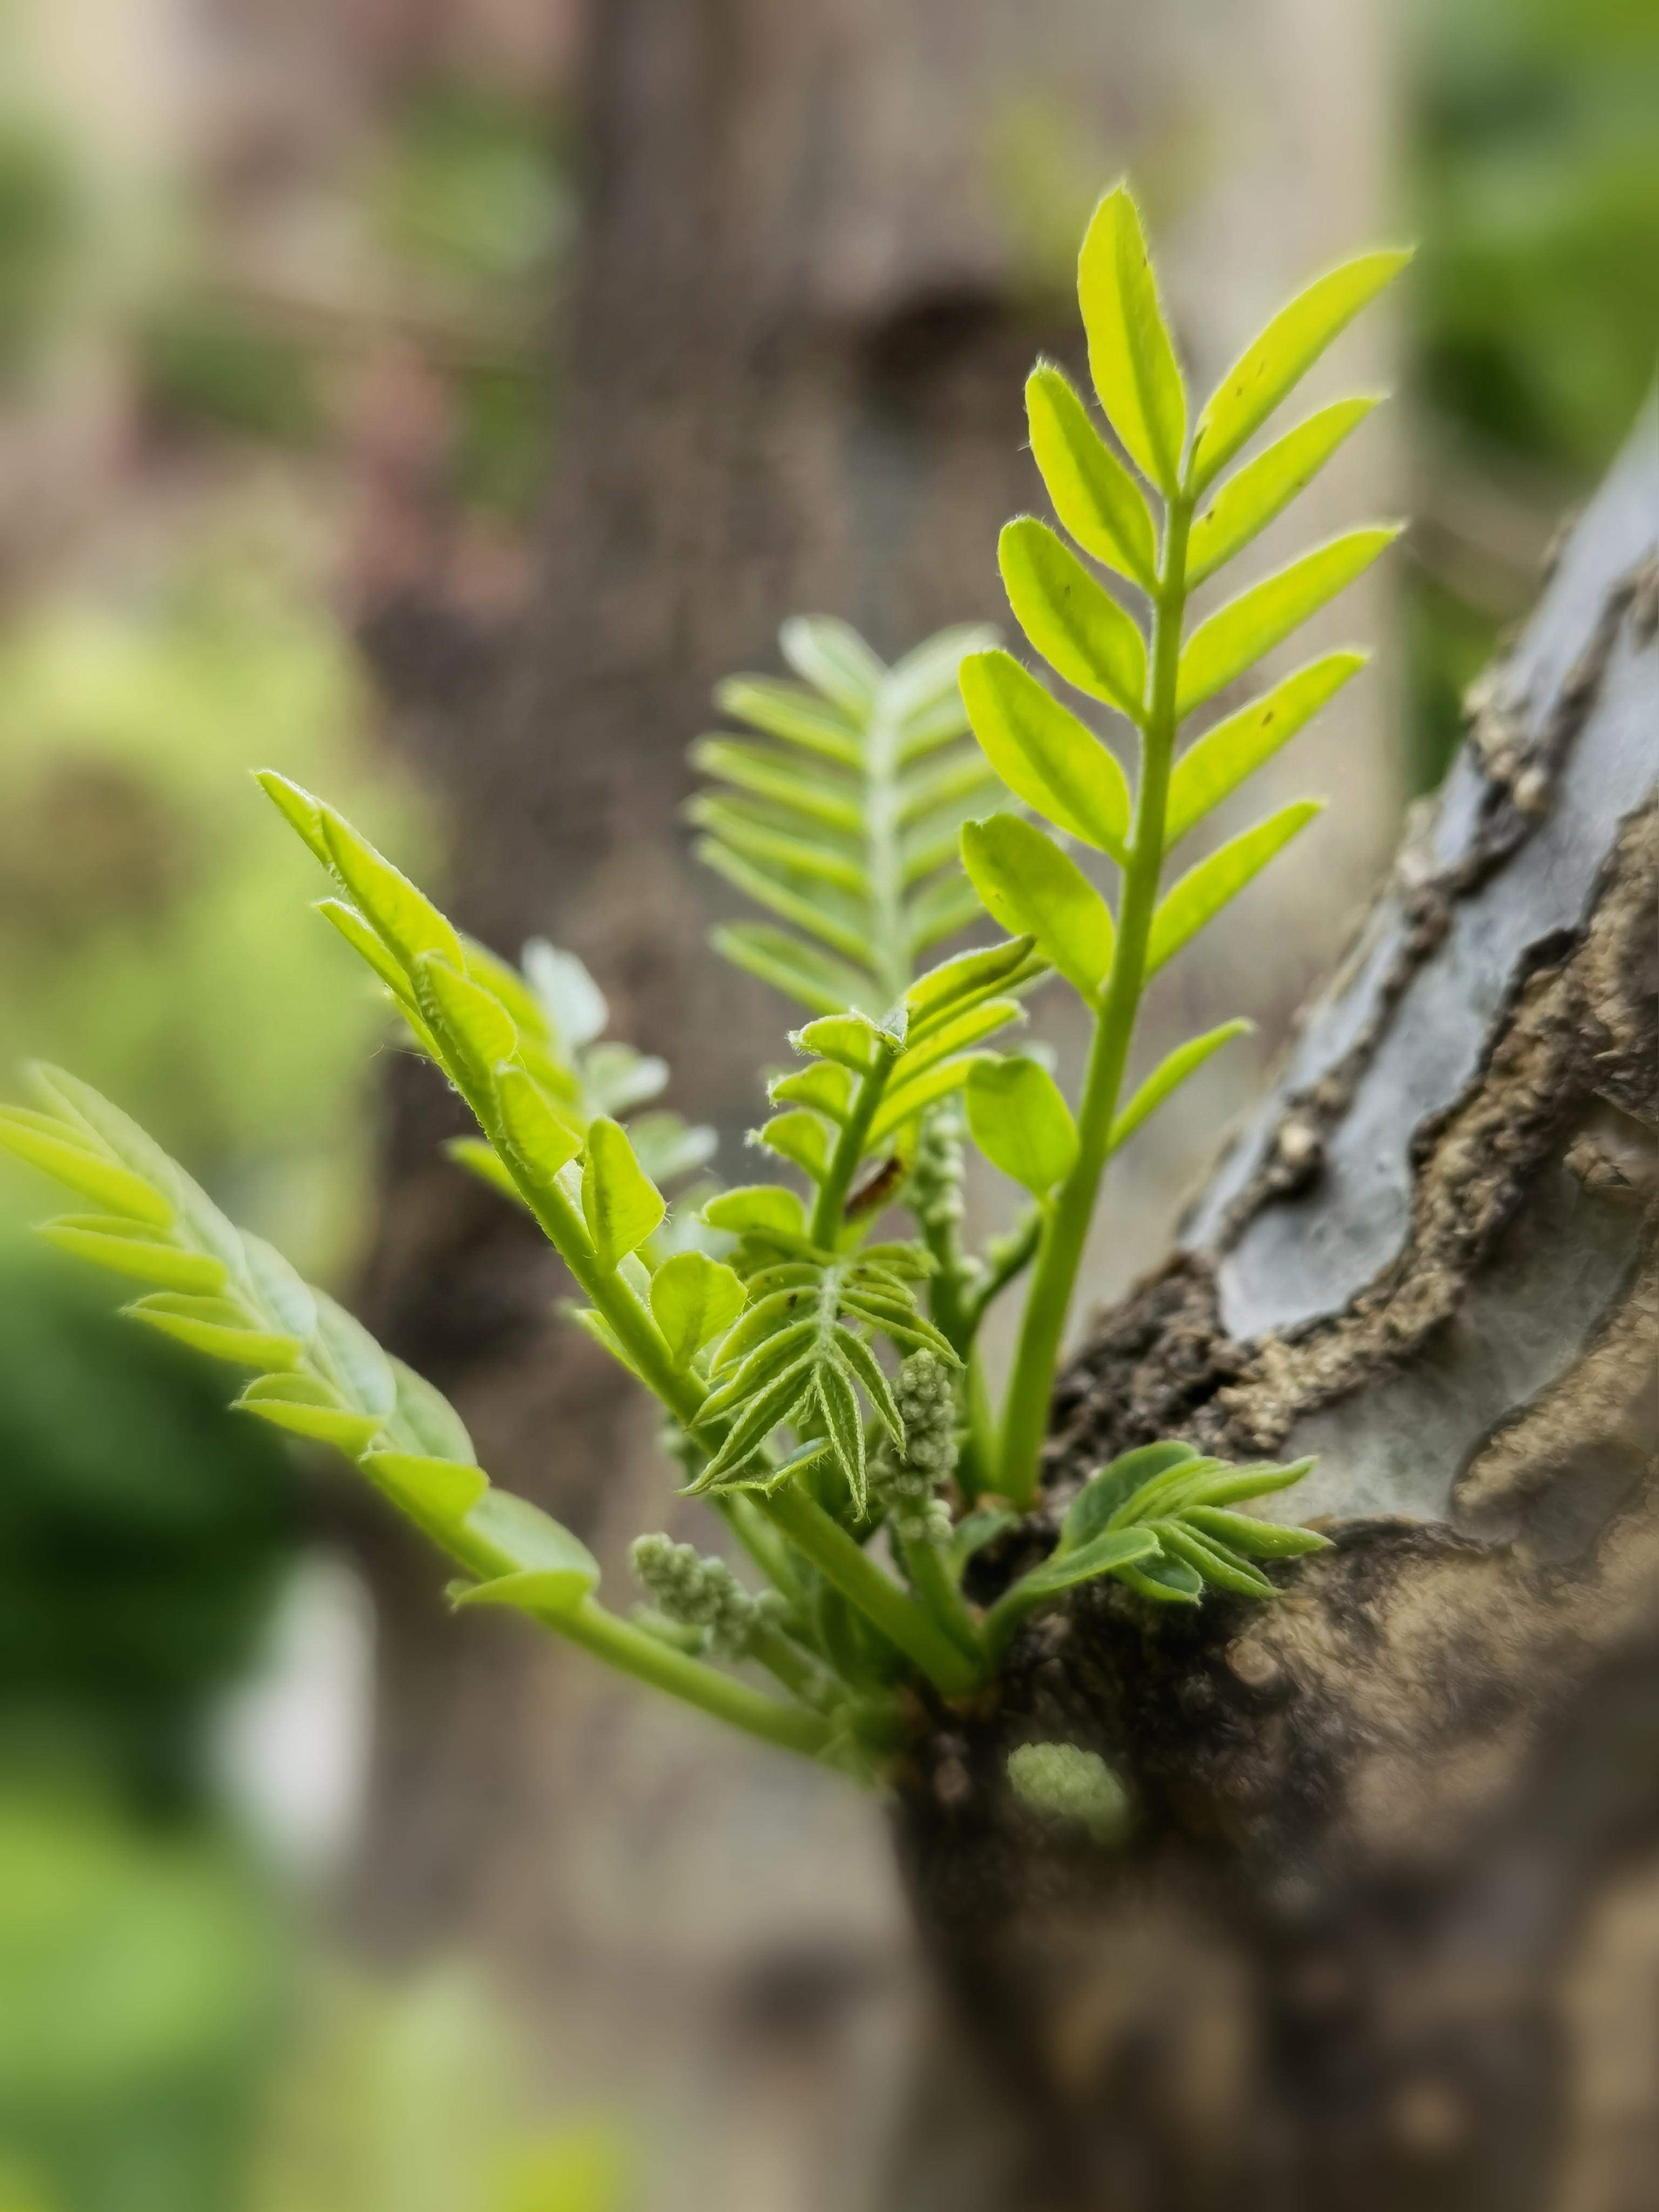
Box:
[999,519,1147,720]
[961,815,1114,1001]
[960,650,1130,862]
[649,1250,747,1368]
[756,1110,830,1180]
[795,1012,891,1071]
[581,1117,665,1272]
[319,806,464,974]
[700,1185,807,1240]
[387,1356,477,1464]
[1152,1521,1275,1599]
[713,678,864,767]
[414,954,518,1086]
[0,1109,173,1226]
[1116,1555,1204,1604]
[235,1373,385,1456]
[1176,528,1399,720]
[363,1449,490,1532]
[253,768,330,862]
[1183,1506,1330,1559]
[1147,801,1323,974]
[815,1358,867,1511]
[315,896,416,1001]
[965,1057,1079,1196]
[125,1292,304,1371]
[867,1050,993,1148]
[780,615,885,717]
[1187,398,1378,586]
[1109,1021,1253,1152]
[1165,653,1364,847]
[1077,186,1186,495]
[769,1061,853,1122]
[709,923,874,1016]
[35,1215,227,1295]
[1025,365,1158,591]
[906,937,1037,1028]
[241,1232,318,1342]
[1190,247,1412,491]
[903,869,986,954]
[1002,1525,1161,1606]
[495,1061,582,1190]
[312,1291,397,1420]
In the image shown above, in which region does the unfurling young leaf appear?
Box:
[959,650,1130,862]
[998,518,1148,720]
[1076,185,1186,496]
[1024,365,1158,593]
[961,815,1114,1001]
[965,1058,1078,1197]
[1189,246,1412,491]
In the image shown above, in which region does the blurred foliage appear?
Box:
[0,1257,299,1800]
[253,1967,628,2212]
[1404,0,1659,786]
[139,305,323,449]
[0,111,79,384]
[0,1795,282,2212]
[0,548,430,1277]
[370,80,571,290]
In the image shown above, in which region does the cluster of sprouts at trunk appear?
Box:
[0,190,1408,1796]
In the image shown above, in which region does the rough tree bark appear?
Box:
[888,415,1658,2212]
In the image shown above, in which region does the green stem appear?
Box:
[759,1486,982,1695]
[898,1528,983,1662]
[808,1035,899,1249]
[961,1205,1042,1338]
[996,493,1195,1509]
[717,1493,805,1607]
[957,1350,997,1502]
[553,1597,834,1759]
[748,1619,837,1708]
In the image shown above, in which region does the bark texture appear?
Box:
[890,417,1659,2212]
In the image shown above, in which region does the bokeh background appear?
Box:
[0,1,1653,2207]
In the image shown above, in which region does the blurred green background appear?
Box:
[0,0,1651,2204]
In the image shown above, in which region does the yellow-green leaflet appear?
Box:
[318,804,464,974]
[998,520,1147,721]
[1187,399,1378,588]
[495,1061,582,1189]
[1164,654,1364,848]
[961,816,1115,1002]
[1076,186,1186,496]
[1108,1020,1253,1152]
[1175,528,1399,721]
[965,1058,1078,1197]
[1189,247,1412,491]
[581,1117,665,1273]
[1024,365,1158,592]
[650,1251,747,1368]
[1147,802,1324,974]
[959,650,1130,864]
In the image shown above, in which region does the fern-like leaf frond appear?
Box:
[692,616,1006,1015]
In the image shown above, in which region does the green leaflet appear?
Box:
[415,953,518,1081]
[1024,364,1158,592]
[650,1251,747,1368]
[961,815,1114,1002]
[1108,1020,1253,1152]
[33,1215,227,1294]
[320,802,464,974]
[1076,186,1186,496]
[965,1058,1078,1196]
[234,1373,386,1455]
[693,616,1002,1014]
[1186,399,1378,587]
[581,1117,666,1273]
[702,1185,807,1240]
[1176,528,1400,721]
[0,1109,173,1225]
[1147,801,1323,975]
[495,1061,583,1190]
[127,1292,304,1371]
[1190,247,1412,492]
[959,649,1130,863]
[1164,653,1364,848]
[1060,1443,1201,1554]
[998,519,1147,721]
[450,1489,602,1618]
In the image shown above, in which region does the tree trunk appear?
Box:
[889,413,1658,2212]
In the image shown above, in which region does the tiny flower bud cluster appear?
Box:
[872,1350,959,1542]
[630,1534,761,1658]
